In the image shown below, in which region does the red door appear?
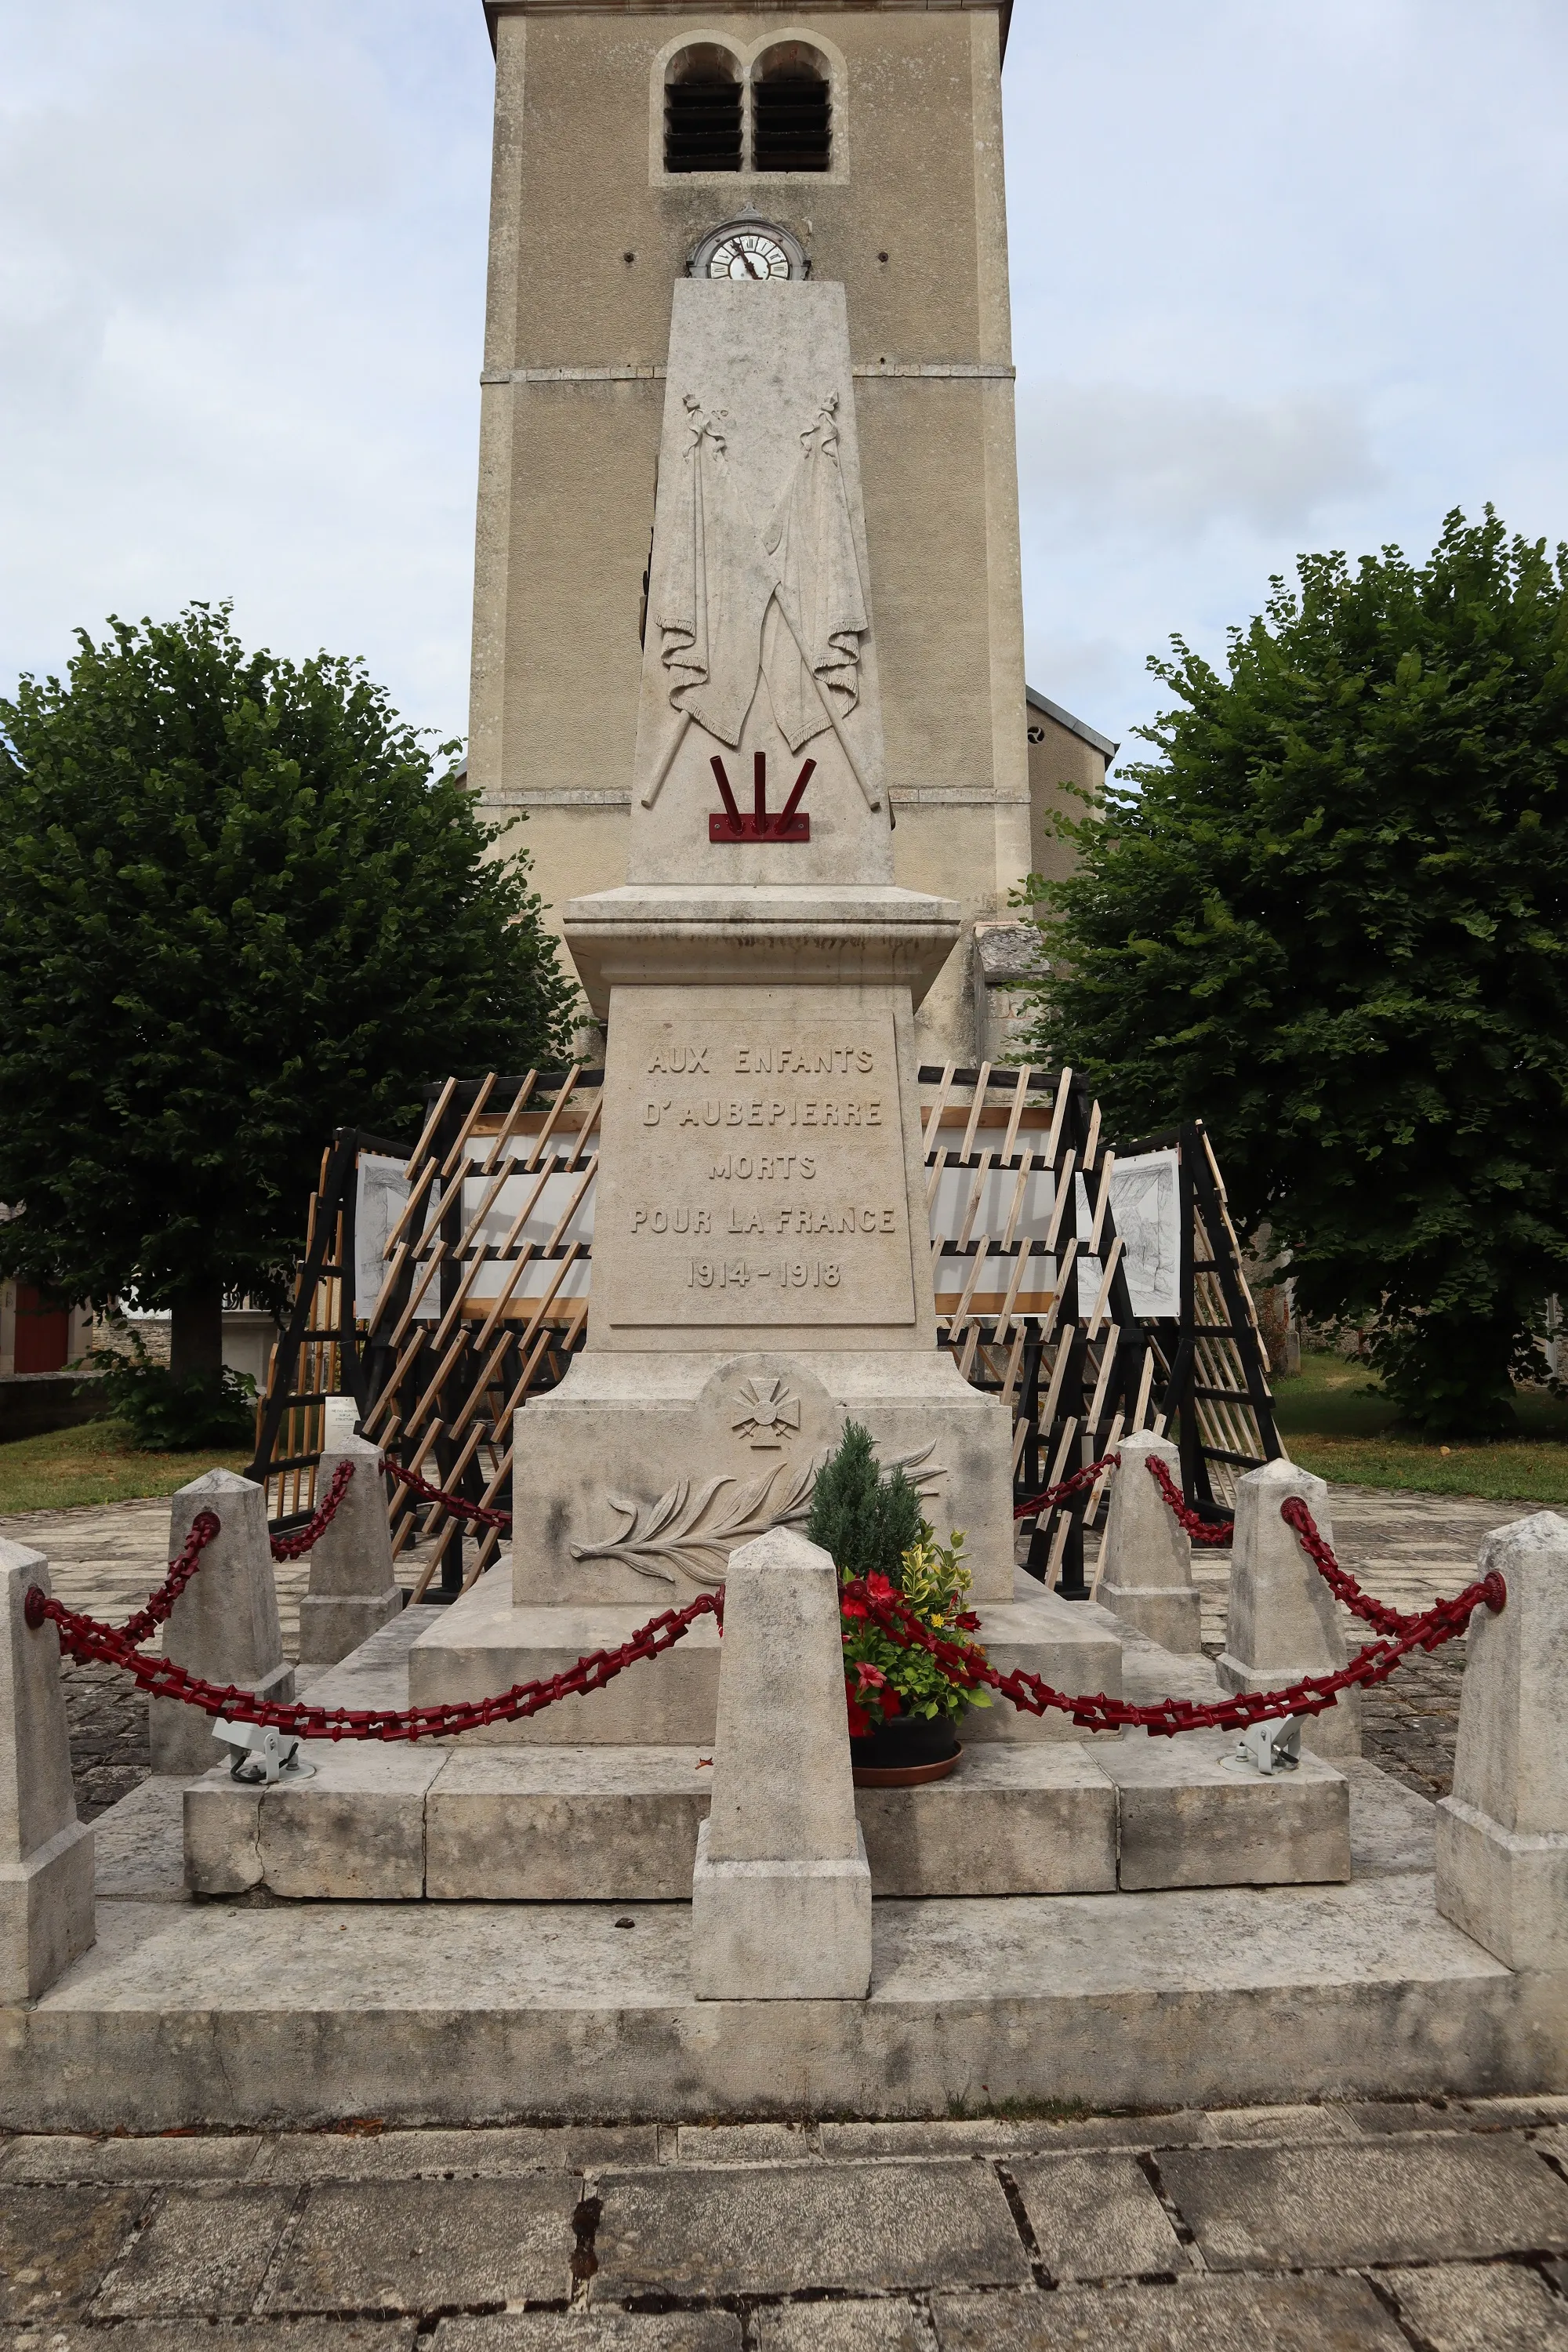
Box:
[13,1287,71,1374]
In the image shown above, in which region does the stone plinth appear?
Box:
[1217,1460,1361,1759]
[1098,1433,1202,1657]
[151,1471,294,1777]
[299,1437,401,1667]
[1436,1512,1568,1972]
[0,1541,95,2002]
[691,1526,871,2000]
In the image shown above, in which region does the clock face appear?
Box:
[708,231,792,282]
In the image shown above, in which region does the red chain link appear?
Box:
[114,1512,223,1649]
[380,1455,514,1533]
[26,1581,722,1744]
[269,1458,357,1560]
[1145,1453,1235,1545]
[1013,1455,1118,1521]
[23,1450,1504,1746]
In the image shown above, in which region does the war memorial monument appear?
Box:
[1,0,1565,2138]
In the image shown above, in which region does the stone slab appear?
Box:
[5,1869,1559,2131]
[931,2275,1410,2351]
[93,1773,187,1902]
[590,2156,1032,2298]
[1011,2151,1191,2281]
[93,2182,294,2317]
[1384,2260,1568,2350]
[1102,1731,1351,1890]
[437,2321,742,2352]
[186,1744,445,1900]
[1156,2136,1568,2268]
[407,1580,724,1745]
[755,2311,934,2352]
[0,2181,143,2323]
[259,2176,579,2314]
[426,1748,714,1900]
[26,2329,418,2352]
[856,1744,1116,1896]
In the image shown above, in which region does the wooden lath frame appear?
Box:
[252,1070,1276,1580]
[920,1061,1156,1593]
[357,1069,601,1601]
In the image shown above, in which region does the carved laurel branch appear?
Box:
[569,1443,945,1588]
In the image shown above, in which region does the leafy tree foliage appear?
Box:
[1016,510,1568,1437]
[806,1419,925,1582]
[0,604,575,1383]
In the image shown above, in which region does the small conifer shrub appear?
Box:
[806,1419,924,1584]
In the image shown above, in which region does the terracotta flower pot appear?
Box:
[850,1713,962,1786]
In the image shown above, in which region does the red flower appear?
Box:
[840,1594,868,1621]
[866,1573,898,1603]
[845,1691,870,1737]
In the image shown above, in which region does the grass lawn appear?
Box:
[0,1417,252,1517]
[1273,1350,1568,1504]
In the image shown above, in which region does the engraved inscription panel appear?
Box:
[604,1013,916,1329]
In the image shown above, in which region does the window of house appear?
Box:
[751,44,832,172]
[664,46,743,173]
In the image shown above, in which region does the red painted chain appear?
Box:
[1279,1494,1441,1638]
[25,1581,721,1744]
[268,1459,357,1560]
[116,1512,223,1649]
[380,1455,514,1533]
[840,1494,1505,1737]
[1013,1455,1117,1522]
[1145,1453,1234,1545]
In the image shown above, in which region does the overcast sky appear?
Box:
[3,2,1564,779]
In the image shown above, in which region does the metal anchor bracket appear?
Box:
[1225,1717,1302,1777]
[212,1719,317,1785]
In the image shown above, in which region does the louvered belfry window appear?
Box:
[664,49,742,172]
[752,48,832,172]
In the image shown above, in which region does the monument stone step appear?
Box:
[403,1565,1123,1747]
[182,1730,1348,1903]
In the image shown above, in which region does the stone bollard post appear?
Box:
[1216,1458,1361,1759]
[150,1470,295,1777]
[1097,1432,1202,1655]
[298,1436,401,1666]
[1436,1512,1568,1970]
[691,1526,873,2001]
[1,1541,95,2001]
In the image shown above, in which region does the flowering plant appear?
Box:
[840,1526,992,1736]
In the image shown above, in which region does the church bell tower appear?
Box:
[470,0,1027,1062]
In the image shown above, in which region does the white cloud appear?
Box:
[1017,381,1383,541]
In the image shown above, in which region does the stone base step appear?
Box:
[183,1732,1350,1901]
[402,1566,1126,1745]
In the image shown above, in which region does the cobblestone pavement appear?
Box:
[0,1481,1551,1821]
[1,2100,1566,2343]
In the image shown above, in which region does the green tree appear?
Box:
[1015,509,1568,1438]
[0,604,575,1388]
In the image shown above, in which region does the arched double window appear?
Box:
[662,40,833,176]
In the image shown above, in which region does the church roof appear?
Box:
[1025,686,1118,763]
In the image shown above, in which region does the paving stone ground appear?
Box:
[0,2102,1566,2342]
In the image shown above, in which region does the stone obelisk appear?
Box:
[409,278,1118,1740]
